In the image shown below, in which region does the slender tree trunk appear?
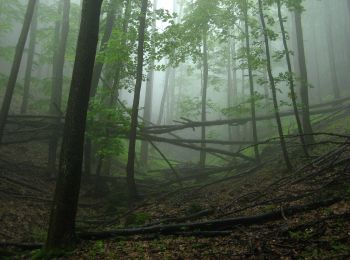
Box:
[89,0,120,98]
[45,0,102,252]
[227,40,234,150]
[258,0,292,171]
[126,0,148,200]
[47,0,70,176]
[199,29,208,169]
[157,67,171,125]
[294,10,314,145]
[84,0,120,177]
[324,1,340,99]
[310,22,322,103]
[112,0,132,92]
[166,69,176,124]
[140,0,158,168]
[277,0,309,157]
[20,1,39,114]
[0,0,37,144]
[243,0,260,162]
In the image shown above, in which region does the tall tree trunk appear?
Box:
[89,0,120,98]
[294,10,314,145]
[199,29,208,169]
[126,0,148,200]
[157,67,171,125]
[44,0,102,252]
[243,0,260,162]
[140,0,158,169]
[310,21,322,103]
[112,0,132,92]
[324,1,340,99]
[84,0,120,177]
[258,0,292,171]
[20,1,39,114]
[0,0,37,143]
[277,0,309,157]
[47,0,70,177]
[227,40,234,151]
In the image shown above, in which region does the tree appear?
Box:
[324,0,340,99]
[258,0,292,171]
[126,0,149,200]
[0,0,37,144]
[199,28,209,169]
[140,0,158,169]
[47,0,70,176]
[276,0,308,157]
[20,0,39,114]
[44,0,103,253]
[242,0,260,162]
[84,0,121,176]
[293,6,314,145]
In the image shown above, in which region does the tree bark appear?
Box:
[277,0,309,157]
[47,0,70,177]
[157,68,171,125]
[258,0,292,171]
[324,0,340,99]
[0,0,37,144]
[294,10,314,145]
[45,0,103,252]
[20,1,39,114]
[140,0,158,168]
[243,0,260,162]
[126,0,148,200]
[84,0,120,176]
[199,29,209,169]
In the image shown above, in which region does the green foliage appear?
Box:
[124,212,151,226]
[87,98,130,158]
[87,241,105,258]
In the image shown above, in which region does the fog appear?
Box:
[1,0,350,257]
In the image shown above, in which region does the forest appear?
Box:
[0,0,350,258]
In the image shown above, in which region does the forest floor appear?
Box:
[1,114,350,259]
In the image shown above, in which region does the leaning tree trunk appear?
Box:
[294,10,314,145]
[140,0,158,169]
[199,28,209,169]
[126,0,148,200]
[20,1,39,114]
[258,0,292,171]
[84,0,120,177]
[0,0,37,144]
[44,0,103,252]
[277,0,309,157]
[243,0,260,163]
[47,0,70,177]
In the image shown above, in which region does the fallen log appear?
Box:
[1,197,342,250]
[142,105,349,135]
[78,197,341,239]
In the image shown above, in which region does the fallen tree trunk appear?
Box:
[0,197,342,250]
[78,197,341,239]
[142,105,349,135]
